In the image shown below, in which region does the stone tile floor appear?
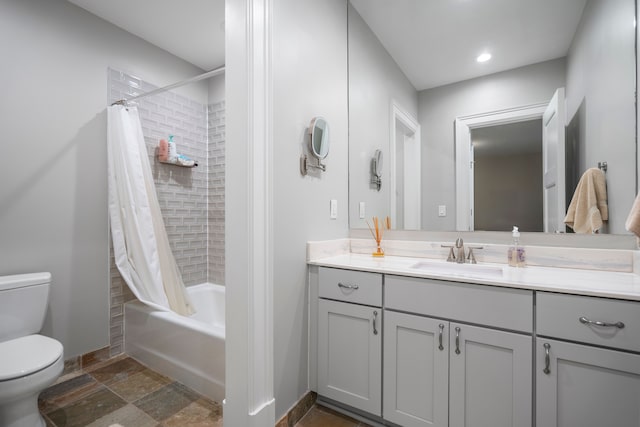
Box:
[39,354,368,427]
[39,355,222,426]
[295,405,372,427]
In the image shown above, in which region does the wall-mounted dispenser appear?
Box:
[371,149,383,190]
[301,117,330,175]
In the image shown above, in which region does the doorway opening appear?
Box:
[454,90,566,233]
[471,120,543,231]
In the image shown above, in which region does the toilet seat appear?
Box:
[0,335,63,381]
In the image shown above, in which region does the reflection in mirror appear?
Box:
[371,149,383,191]
[348,0,637,235]
[473,120,543,232]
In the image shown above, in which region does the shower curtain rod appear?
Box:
[111,65,225,107]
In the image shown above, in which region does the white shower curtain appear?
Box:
[107,105,195,316]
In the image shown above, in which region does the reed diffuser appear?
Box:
[367,216,391,257]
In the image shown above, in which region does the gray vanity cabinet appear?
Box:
[314,266,640,427]
[384,313,532,427]
[384,275,533,427]
[536,292,640,427]
[536,338,640,427]
[448,322,532,427]
[383,311,449,427]
[317,268,382,416]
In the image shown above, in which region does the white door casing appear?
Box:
[542,88,566,233]
[469,144,475,229]
[390,100,421,230]
[455,103,548,231]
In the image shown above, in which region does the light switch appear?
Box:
[438,205,447,217]
[330,199,338,219]
[359,202,366,219]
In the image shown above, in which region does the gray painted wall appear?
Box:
[272,0,349,418]
[348,3,418,229]
[208,74,225,104]
[417,58,566,230]
[0,0,206,358]
[565,0,636,234]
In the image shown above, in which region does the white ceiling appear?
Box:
[67,0,225,71]
[68,0,587,88]
[350,0,587,90]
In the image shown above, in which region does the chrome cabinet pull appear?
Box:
[373,311,378,335]
[543,343,551,374]
[579,316,625,329]
[338,282,359,290]
[438,324,444,351]
[454,327,461,355]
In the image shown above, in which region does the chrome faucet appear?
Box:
[442,238,484,263]
[455,238,465,264]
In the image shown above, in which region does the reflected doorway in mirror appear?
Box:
[390,100,421,230]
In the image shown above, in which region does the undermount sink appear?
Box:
[409,260,503,278]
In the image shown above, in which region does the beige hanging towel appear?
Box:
[625,192,640,239]
[564,168,608,233]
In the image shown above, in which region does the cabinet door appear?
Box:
[318,299,381,415]
[383,311,449,427]
[536,338,640,427]
[449,323,532,427]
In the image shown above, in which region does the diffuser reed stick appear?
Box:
[367,216,391,257]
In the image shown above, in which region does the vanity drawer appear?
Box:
[537,292,640,352]
[385,275,533,332]
[318,267,382,307]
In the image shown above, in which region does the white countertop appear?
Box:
[309,253,640,301]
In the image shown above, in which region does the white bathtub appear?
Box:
[124,283,225,402]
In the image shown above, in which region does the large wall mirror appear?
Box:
[348,0,637,237]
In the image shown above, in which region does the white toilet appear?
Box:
[0,272,64,427]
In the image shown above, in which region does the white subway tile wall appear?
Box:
[208,100,225,286]
[107,69,225,356]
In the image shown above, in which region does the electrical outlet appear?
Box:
[438,205,447,217]
[359,202,365,219]
[330,199,338,219]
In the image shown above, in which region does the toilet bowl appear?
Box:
[0,335,64,427]
[0,273,64,427]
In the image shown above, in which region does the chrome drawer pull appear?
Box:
[454,327,461,355]
[373,311,378,335]
[438,324,444,351]
[543,343,551,374]
[338,282,359,290]
[579,316,625,329]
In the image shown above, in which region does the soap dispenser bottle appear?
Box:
[508,226,526,267]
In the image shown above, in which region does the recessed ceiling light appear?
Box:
[477,53,492,63]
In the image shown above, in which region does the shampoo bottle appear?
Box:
[158,138,169,162]
[168,135,178,163]
[508,226,526,267]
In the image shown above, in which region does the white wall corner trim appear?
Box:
[224,0,275,425]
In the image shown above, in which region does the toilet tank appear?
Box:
[0,272,51,342]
